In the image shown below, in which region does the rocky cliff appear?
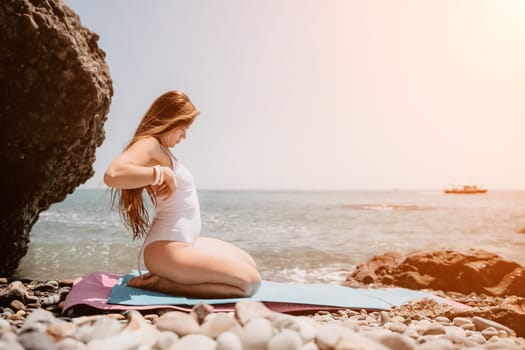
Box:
[0,0,113,276]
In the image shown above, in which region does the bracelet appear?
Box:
[152,165,161,185]
[158,165,164,185]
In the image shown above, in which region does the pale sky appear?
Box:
[66,0,525,190]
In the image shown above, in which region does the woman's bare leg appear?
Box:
[192,237,257,268]
[132,239,261,298]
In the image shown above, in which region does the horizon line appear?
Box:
[77,186,525,192]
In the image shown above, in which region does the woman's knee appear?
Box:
[238,266,262,297]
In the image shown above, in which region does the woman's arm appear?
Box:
[104,138,172,190]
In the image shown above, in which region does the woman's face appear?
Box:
[163,126,187,147]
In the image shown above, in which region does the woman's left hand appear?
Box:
[156,166,177,199]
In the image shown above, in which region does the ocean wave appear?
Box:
[338,203,436,211]
[36,210,121,228]
[261,265,353,285]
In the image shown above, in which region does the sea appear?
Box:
[16,189,525,284]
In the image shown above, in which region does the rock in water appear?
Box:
[0,0,113,276]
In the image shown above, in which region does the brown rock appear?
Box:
[484,267,525,296]
[235,301,277,326]
[0,0,113,276]
[344,249,525,297]
[0,281,28,305]
[144,314,159,324]
[7,311,25,321]
[190,302,214,324]
[58,279,75,287]
[10,299,25,311]
[106,313,126,321]
[26,302,41,309]
[47,321,77,340]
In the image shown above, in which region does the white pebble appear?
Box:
[391,316,405,323]
[77,317,123,343]
[217,331,242,350]
[452,317,471,327]
[268,329,303,350]
[435,316,450,324]
[498,329,509,338]
[342,319,359,332]
[86,328,142,350]
[0,319,10,331]
[460,322,476,331]
[469,332,487,344]
[404,327,419,339]
[376,333,416,350]
[23,308,57,326]
[422,323,446,335]
[199,312,241,339]
[155,331,179,350]
[239,317,274,350]
[379,311,389,325]
[0,339,24,350]
[443,325,467,344]
[388,322,407,334]
[301,342,319,350]
[484,338,521,349]
[272,314,300,332]
[172,334,216,350]
[315,323,352,350]
[414,319,432,335]
[156,311,199,336]
[472,316,514,335]
[416,338,455,350]
[335,332,390,350]
[294,317,318,343]
[481,326,499,340]
[56,338,88,350]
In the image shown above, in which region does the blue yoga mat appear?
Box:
[107,273,438,310]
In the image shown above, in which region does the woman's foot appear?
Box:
[126,272,252,298]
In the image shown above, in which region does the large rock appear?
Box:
[344,249,525,297]
[0,0,113,276]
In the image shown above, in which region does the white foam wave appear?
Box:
[262,265,353,285]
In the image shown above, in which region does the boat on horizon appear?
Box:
[444,185,487,194]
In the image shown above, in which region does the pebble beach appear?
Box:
[1,277,525,350]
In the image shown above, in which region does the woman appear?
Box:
[104,90,261,298]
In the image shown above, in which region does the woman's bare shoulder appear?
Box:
[128,136,161,152]
[127,136,170,166]
[116,136,161,163]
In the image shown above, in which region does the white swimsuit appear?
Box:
[143,148,202,248]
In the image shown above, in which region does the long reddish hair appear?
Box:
[111,90,199,240]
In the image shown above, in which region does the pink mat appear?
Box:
[62,271,345,315]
